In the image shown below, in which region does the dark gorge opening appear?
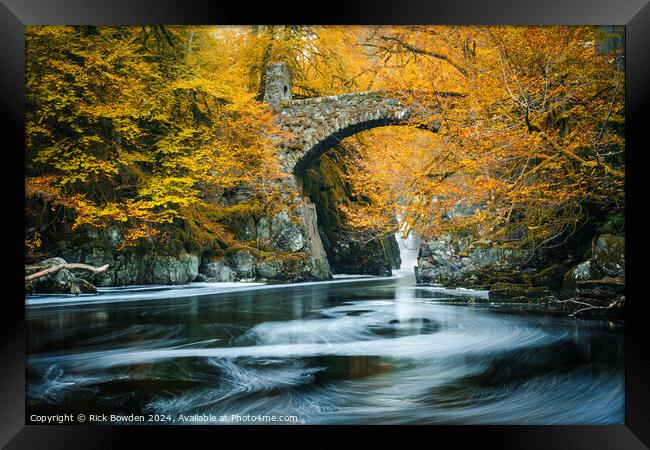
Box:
[299,144,401,276]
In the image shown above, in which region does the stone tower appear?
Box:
[263,62,292,107]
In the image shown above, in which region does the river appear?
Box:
[25,268,624,425]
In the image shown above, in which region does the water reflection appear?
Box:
[26,274,624,424]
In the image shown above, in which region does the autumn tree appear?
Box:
[25,26,284,260]
[341,26,624,251]
[242,25,382,99]
[25,25,624,262]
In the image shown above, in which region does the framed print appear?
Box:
[2,0,649,448]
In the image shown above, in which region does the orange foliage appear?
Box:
[339,26,624,249]
[25,25,624,257]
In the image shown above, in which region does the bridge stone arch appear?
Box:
[264,62,440,174]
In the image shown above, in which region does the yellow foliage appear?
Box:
[25,25,285,250]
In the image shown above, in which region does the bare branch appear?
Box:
[377,35,469,78]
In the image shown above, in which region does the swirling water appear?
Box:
[26,272,624,424]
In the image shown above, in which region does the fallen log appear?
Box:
[25,263,109,282]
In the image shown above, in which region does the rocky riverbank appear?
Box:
[37,201,331,289]
[415,233,625,319]
[27,141,405,293]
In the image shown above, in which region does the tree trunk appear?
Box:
[255,27,275,101]
[25,263,110,282]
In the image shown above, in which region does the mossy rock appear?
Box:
[489,282,557,303]
[27,268,97,295]
[560,260,603,299]
[593,234,624,277]
[574,277,624,299]
[531,264,568,293]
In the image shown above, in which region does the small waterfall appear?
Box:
[395,224,421,272]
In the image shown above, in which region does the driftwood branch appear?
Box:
[25,263,110,282]
[554,297,624,317]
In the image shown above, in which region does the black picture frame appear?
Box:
[2,1,649,448]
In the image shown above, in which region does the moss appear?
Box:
[300,145,400,275]
[530,264,568,293]
[593,234,625,276]
[266,252,304,263]
[599,210,625,235]
[489,282,557,303]
[561,266,578,299]
[302,150,353,238]
[222,242,261,257]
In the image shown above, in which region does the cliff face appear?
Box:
[301,148,401,276]
[199,201,331,284]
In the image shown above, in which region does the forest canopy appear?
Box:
[25,25,624,260]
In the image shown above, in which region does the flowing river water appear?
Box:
[26,267,624,425]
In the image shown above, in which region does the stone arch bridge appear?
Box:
[264,62,441,174]
[253,62,445,281]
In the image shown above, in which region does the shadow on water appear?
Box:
[25,274,624,424]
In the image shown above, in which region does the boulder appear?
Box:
[270,210,305,252]
[274,226,305,252]
[559,240,625,317]
[574,260,602,280]
[592,234,624,277]
[561,260,602,299]
[110,254,145,286]
[25,258,66,278]
[200,257,236,282]
[299,254,333,281]
[228,250,256,279]
[152,252,199,285]
[60,238,205,286]
[256,260,282,279]
[68,248,115,285]
[37,257,68,268]
[27,267,97,295]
